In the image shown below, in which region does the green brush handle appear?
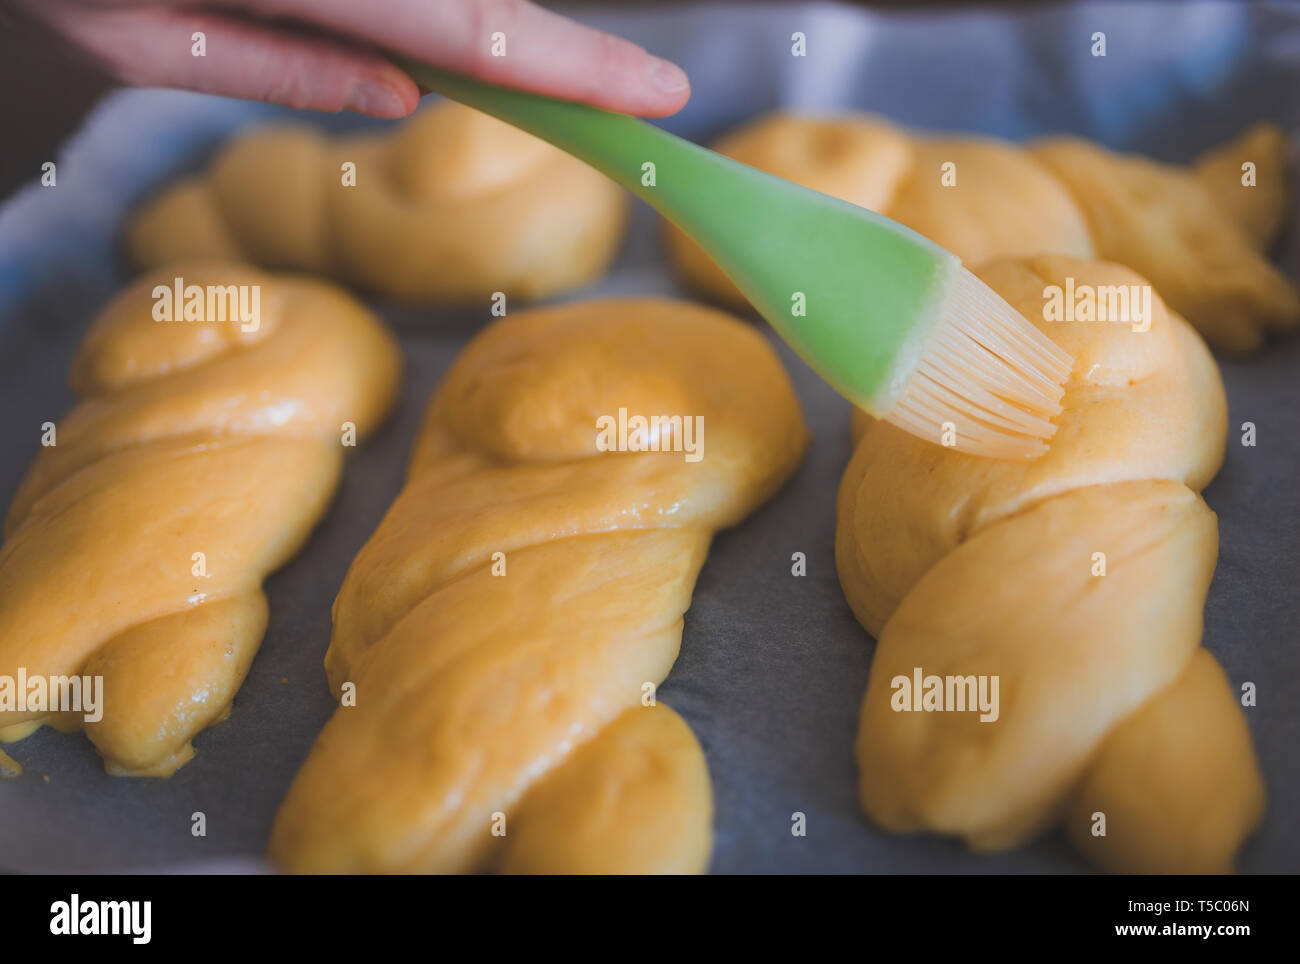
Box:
[397,59,959,412]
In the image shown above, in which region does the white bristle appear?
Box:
[885,266,1073,460]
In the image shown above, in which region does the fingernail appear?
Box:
[344,82,407,118]
[646,56,689,95]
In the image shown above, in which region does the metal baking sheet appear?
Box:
[1,0,1297,873]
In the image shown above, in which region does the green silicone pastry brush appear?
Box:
[397,59,1074,459]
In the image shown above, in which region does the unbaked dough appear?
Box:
[125,101,628,303]
[0,261,400,776]
[269,297,809,873]
[836,255,1265,872]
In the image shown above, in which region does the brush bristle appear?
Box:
[885,266,1073,460]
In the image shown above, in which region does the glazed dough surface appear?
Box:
[837,256,1265,872]
[125,101,628,303]
[666,113,1297,353]
[0,262,400,776]
[270,298,809,873]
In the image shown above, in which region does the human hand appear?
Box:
[10,0,690,118]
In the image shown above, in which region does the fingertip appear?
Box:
[647,57,690,97]
[389,77,423,117]
[625,56,689,117]
[380,65,423,115]
[637,82,692,119]
[344,73,420,119]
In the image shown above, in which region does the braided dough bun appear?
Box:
[269,298,809,873]
[837,255,1265,873]
[0,261,400,776]
[665,113,1297,353]
[124,101,628,303]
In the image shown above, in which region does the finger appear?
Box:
[35,4,420,117]
[216,0,691,116]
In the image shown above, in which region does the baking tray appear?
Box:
[1,0,1297,873]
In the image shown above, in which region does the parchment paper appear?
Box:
[1,0,1296,873]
